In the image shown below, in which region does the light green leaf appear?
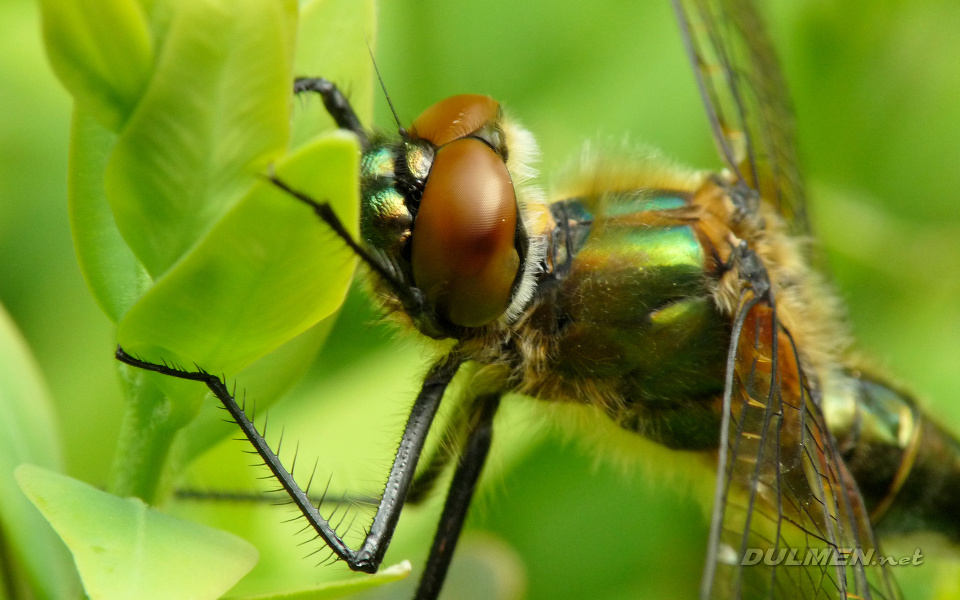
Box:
[291,0,377,148]
[0,306,77,600]
[227,561,410,600]
[68,108,151,323]
[38,0,153,131]
[105,0,297,278]
[15,464,258,600]
[117,131,359,377]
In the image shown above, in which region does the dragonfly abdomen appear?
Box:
[826,371,960,543]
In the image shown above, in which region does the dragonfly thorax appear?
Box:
[359,94,546,338]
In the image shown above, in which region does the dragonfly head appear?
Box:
[360,94,543,338]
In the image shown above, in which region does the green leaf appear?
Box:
[74,0,368,523]
[291,0,377,148]
[15,464,258,600]
[104,0,297,278]
[52,0,373,593]
[226,561,410,600]
[0,306,77,600]
[68,108,150,323]
[117,131,359,377]
[38,0,153,131]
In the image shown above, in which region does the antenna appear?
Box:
[365,37,405,135]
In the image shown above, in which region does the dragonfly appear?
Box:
[116,0,960,598]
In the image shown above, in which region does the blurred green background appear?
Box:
[2,0,959,598]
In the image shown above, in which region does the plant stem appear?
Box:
[107,369,196,503]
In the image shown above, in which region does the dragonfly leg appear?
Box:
[115,346,462,573]
[406,385,494,505]
[294,76,368,146]
[405,432,459,506]
[721,239,771,301]
[414,393,501,600]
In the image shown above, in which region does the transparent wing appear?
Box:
[701,289,901,600]
[672,0,808,235]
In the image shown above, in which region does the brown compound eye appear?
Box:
[409,95,500,147]
[411,137,520,328]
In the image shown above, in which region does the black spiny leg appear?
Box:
[115,346,463,574]
[294,77,368,147]
[405,397,480,506]
[414,393,501,600]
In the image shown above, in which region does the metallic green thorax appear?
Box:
[535,192,729,449]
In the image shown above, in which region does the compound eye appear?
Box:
[410,95,500,146]
[411,138,519,328]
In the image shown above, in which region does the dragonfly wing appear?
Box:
[672,0,808,235]
[701,289,901,600]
